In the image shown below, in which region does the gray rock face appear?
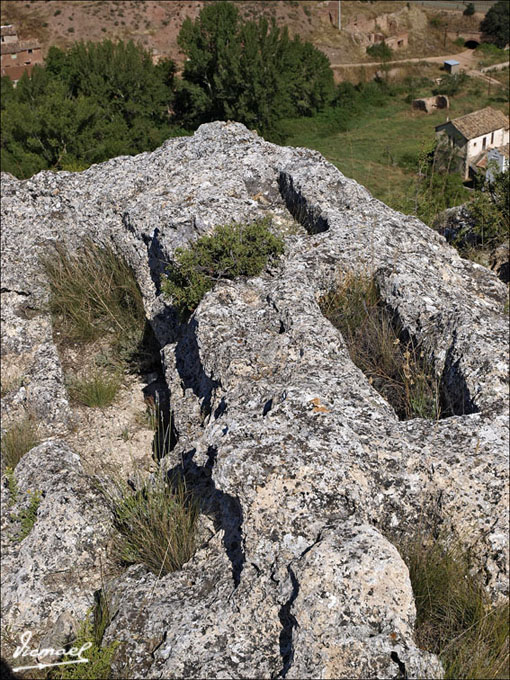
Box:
[1,442,112,651]
[1,122,508,678]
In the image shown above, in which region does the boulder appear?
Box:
[1,122,507,678]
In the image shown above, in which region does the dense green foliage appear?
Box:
[466,168,509,248]
[366,41,393,61]
[1,40,182,177]
[1,2,334,177]
[463,2,475,17]
[162,220,284,317]
[174,1,334,135]
[480,0,510,48]
[107,473,198,576]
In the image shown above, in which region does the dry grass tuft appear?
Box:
[41,239,146,365]
[1,416,40,470]
[402,533,509,680]
[320,271,441,420]
[104,472,198,576]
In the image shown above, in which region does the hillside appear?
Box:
[0,0,481,68]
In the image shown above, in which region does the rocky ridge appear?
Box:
[1,121,508,678]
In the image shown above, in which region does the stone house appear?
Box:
[1,24,43,84]
[435,106,510,180]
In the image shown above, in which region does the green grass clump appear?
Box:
[402,535,509,679]
[49,593,118,680]
[320,272,441,420]
[67,372,121,408]
[1,416,40,469]
[162,219,284,317]
[106,473,198,576]
[42,239,146,363]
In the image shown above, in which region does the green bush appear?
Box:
[433,73,468,97]
[463,2,475,16]
[49,593,118,680]
[162,219,284,317]
[402,533,509,679]
[366,42,393,61]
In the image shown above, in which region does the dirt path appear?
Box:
[330,48,478,69]
[331,48,507,87]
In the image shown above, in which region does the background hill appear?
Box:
[0,0,487,70]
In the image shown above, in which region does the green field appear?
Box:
[280,79,509,215]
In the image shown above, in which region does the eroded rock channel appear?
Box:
[1,122,508,679]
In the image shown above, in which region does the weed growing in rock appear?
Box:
[48,592,118,680]
[162,219,284,317]
[105,472,198,576]
[320,272,441,420]
[15,489,42,542]
[42,239,146,364]
[67,372,121,408]
[0,416,40,469]
[401,534,509,679]
[4,467,18,505]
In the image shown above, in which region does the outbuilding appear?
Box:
[443,59,460,74]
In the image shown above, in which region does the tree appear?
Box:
[480,0,509,48]
[174,1,334,135]
[1,39,179,178]
[463,3,475,17]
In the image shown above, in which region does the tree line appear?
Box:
[1,1,334,178]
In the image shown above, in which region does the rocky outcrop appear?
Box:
[1,122,508,678]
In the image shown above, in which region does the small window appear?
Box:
[28,48,32,54]
[483,137,487,150]
[491,132,494,144]
[11,53,17,59]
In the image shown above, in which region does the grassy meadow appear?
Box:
[280,71,509,215]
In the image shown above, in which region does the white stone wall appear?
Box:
[466,128,508,159]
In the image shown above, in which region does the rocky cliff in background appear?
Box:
[1,122,508,679]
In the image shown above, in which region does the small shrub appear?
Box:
[105,473,198,576]
[68,27,75,33]
[54,9,61,16]
[320,272,441,420]
[463,2,476,16]
[433,73,468,97]
[68,372,121,407]
[429,16,443,28]
[401,533,509,679]
[454,37,465,47]
[366,42,393,61]
[162,219,284,317]
[1,416,40,469]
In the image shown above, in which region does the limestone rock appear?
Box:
[0,442,113,652]
[1,121,508,678]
